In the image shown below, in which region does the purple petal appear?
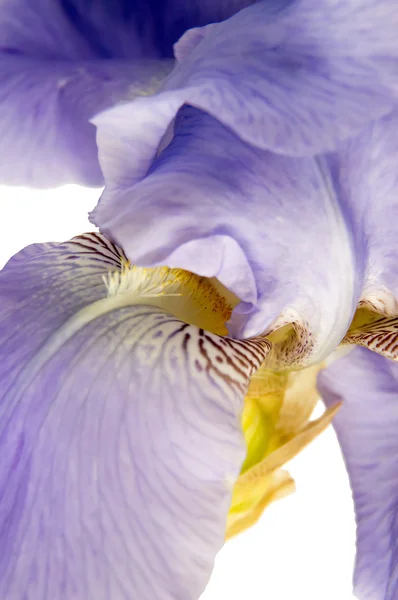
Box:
[324,112,398,359]
[91,106,356,364]
[330,111,398,306]
[0,0,257,187]
[318,348,398,600]
[0,233,125,373]
[0,232,268,599]
[93,0,398,187]
[0,54,173,187]
[0,1,257,60]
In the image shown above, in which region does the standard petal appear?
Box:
[91,106,356,365]
[0,0,257,187]
[92,0,398,189]
[332,112,398,301]
[0,234,268,599]
[318,348,398,600]
[328,112,398,360]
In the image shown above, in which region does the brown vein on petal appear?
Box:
[343,315,398,361]
[196,334,270,394]
[263,318,314,369]
[69,232,127,267]
[342,293,398,361]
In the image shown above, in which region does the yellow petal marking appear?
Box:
[103,262,233,335]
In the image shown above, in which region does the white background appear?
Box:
[0,185,357,599]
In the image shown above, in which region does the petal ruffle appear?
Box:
[92,0,398,190]
[0,232,268,599]
[92,106,356,365]
[318,348,398,600]
[0,0,257,187]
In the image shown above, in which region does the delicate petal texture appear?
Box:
[318,348,398,600]
[0,0,171,187]
[93,0,398,188]
[0,55,172,187]
[325,112,398,360]
[0,0,254,187]
[0,232,126,374]
[330,111,398,304]
[92,106,355,363]
[0,233,268,599]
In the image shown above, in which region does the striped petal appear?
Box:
[318,348,398,600]
[0,233,268,599]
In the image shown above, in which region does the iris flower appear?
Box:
[1,1,398,599]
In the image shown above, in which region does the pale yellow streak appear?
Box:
[104,264,233,335]
[237,402,341,487]
[227,470,295,540]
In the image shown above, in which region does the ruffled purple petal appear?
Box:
[90,1,398,359]
[92,0,398,188]
[318,348,398,600]
[0,232,267,599]
[91,106,356,363]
